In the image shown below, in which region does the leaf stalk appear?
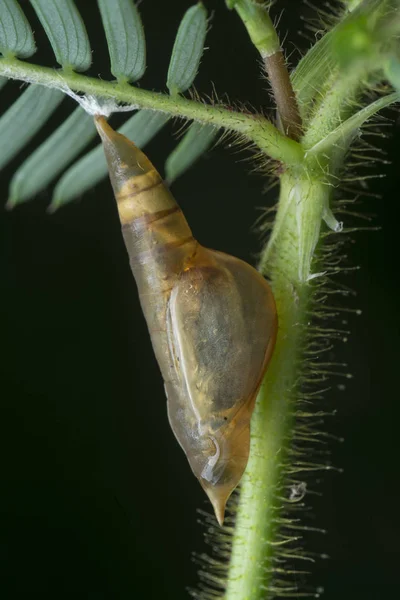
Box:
[0,57,304,166]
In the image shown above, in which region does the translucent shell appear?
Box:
[165,249,277,524]
[95,116,278,525]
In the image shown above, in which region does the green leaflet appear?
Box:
[0,85,63,171]
[30,0,91,72]
[0,76,7,90]
[165,122,217,184]
[8,107,97,207]
[97,0,146,83]
[0,0,36,58]
[50,110,169,211]
[167,3,208,94]
[291,31,335,123]
[305,91,400,157]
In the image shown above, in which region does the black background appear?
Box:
[1,0,399,598]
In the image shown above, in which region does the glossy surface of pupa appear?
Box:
[95,116,277,525]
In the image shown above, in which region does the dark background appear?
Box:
[1,0,399,598]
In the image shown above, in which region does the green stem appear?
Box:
[229,0,303,140]
[0,57,303,165]
[225,169,328,599]
[227,0,280,57]
[226,290,307,598]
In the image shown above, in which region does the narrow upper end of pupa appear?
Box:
[94,114,110,136]
[94,114,131,170]
[94,114,156,186]
[95,114,153,168]
[94,115,122,149]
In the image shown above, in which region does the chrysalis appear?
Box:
[95,116,277,525]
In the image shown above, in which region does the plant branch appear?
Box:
[263,52,303,140]
[222,7,399,596]
[229,0,303,140]
[0,57,304,165]
[225,167,330,599]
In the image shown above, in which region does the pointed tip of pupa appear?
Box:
[212,500,226,528]
[202,483,233,527]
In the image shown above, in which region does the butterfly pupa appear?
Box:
[95,116,277,525]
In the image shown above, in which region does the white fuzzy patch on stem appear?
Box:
[60,86,138,116]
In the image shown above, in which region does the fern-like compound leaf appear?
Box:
[30,0,91,72]
[0,85,63,171]
[97,0,146,83]
[0,0,36,59]
[167,2,208,95]
[50,109,169,211]
[165,122,218,184]
[8,107,97,207]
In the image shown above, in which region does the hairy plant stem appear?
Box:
[229,0,302,140]
[263,52,303,141]
[0,57,303,166]
[225,168,328,599]
[222,62,400,600]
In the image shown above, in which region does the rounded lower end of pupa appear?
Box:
[200,480,236,527]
